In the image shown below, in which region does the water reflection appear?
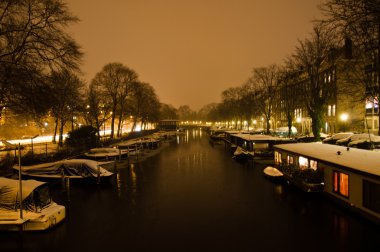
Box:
[1,129,379,252]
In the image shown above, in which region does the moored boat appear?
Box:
[12,159,115,180]
[263,166,283,177]
[84,147,128,160]
[0,177,65,231]
[274,142,380,224]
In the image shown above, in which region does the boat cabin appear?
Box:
[274,142,380,223]
[225,132,295,158]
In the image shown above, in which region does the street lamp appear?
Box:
[340,113,349,122]
[340,113,349,131]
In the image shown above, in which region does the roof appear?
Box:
[274,142,380,177]
[232,133,292,142]
[0,177,47,209]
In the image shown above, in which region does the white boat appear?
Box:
[263,166,284,177]
[12,159,114,179]
[233,146,254,162]
[84,147,128,160]
[0,177,65,231]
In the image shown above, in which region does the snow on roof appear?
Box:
[274,142,380,177]
[0,177,47,207]
[232,133,292,142]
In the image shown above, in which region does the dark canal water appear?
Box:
[1,129,380,252]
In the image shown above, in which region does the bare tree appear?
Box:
[49,69,85,146]
[85,83,112,140]
[0,0,82,117]
[91,63,137,139]
[221,87,245,129]
[128,82,160,132]
[291,24,339,140]
[160,104,178,120]
[321,0,380,133]
[248,64,282,134]
[116,68,138,137]
[177,105,195,121]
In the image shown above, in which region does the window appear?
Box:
[287,155,294,165]
[366,97,379,114]
[299,156,308,170]
[363,180,380,214]
[333,171,349,197]
[332,105,336,116]
[274,151,282,164]
[310,159,318,170]
[328,105,331,116]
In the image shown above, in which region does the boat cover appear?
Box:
[0,177,48,211]
[13,159,113,178]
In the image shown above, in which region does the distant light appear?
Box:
[296,117,301,123]
[340,113,349,121]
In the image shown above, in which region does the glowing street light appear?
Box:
[340,113,349,122]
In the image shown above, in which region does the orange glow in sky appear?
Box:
[66,0,323,110]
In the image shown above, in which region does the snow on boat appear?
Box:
[84,147,128,160]
[0,177,65,231]
[263,166,284,177]
[12,159,114,179]
[233,146,254,162]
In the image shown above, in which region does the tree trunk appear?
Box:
[117,112,123,137]
[52,116,58,143]
[58,120,65,147]
[311,109,323,141]
[287,112,293,138]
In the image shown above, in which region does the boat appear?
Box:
[274,142,380,224]
[233,146,254,162]
[263,166,284,177]
[225,132,296,162]
[84,147,128,160]
[0,177,65,231]
[12,159,115,180]
[114,140,143,156]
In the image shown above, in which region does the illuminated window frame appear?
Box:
[287,155,294,165]
[274,151,282,164]
[298,156,308,170]
[333,170,349,198]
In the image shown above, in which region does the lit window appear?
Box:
[299,156,308,170]
[328,105,331,116]
[275,151,282,164]
[310,159,318,170]
[332,105,336,116]
[333,171,349,197]
[287,155,294,165]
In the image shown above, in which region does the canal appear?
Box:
[1,129,380,251]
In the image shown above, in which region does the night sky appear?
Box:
[66,0,323,110]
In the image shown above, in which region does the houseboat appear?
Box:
[274,142,380,223]
[225,132,295,161]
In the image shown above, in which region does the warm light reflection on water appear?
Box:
[1,129,379,252]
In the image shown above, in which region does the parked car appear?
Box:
[322,132,353,145]
[336,133,374,146]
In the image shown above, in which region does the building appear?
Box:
[277,39,368,135]
[157,120,180,131]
